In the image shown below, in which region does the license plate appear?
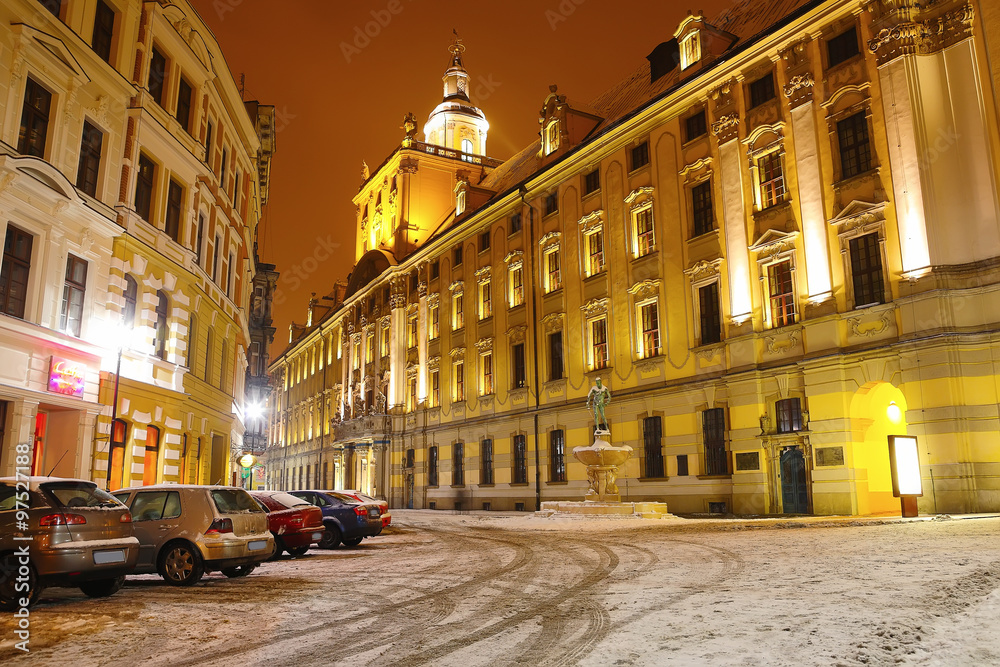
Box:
[248,540,268,552]
[311,532,323,541]
[369,508,379,517]
[93,549,125,564]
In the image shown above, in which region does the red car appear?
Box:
[250,491,324,557]
[336,489,390,529]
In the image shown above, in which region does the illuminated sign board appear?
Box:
[48,357,87,398]
[888,435,923,497]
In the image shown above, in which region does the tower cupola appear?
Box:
[424,35,490,156]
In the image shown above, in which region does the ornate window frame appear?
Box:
[821,83,878,187]
[744,123,788,213]
[624,187,656,258]
[475,337,494,396]
[505,250,524,307]
[581,298,610,371]
[449,280,464,331]
[578,210,606,277]
[539,231,562,293]
[829,200,892,311]
[750,230,800,330]
[684,259,724,346]
[475,266,492,321]
[627,280,661,360]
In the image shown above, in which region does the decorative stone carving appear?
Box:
[783,72,815,101]
[678,157,713,184]
[449,280,464,293]
[577,210,604,233]
[580,298,609,319]
[708,78,737,109]
[450,347,466,358]
[504,250,523,264]
[847,308,893,338]
[475,266,491,282]
[475,337,493,353]
[417,281,427,298]
[506,325,527,344]
[541,312,564,333]
[389,293,407,309]
[426,293,439,307]
[538,231,561,248]
[626,279,660,301]
[428,356,441,371]
[764,329,800,356]
[684,258,724,283]
[866,2,974,65]
[624,186,654,209]
[711,113,740,142]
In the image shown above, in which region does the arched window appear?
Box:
[461,138,474,157]
[123,275,138,326]
[154,291,168,359]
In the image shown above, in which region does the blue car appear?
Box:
[288,490,382,548]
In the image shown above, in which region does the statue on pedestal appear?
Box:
[586,377,611,433]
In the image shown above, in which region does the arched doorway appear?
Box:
[850,382,909,515]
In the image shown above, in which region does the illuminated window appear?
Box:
[638,301,660,359]
[380,325,390,357]
[407,313,418,348]
[429,304,440,339]
[453,360,465,402]
[456,189,466,215]
[757,152,785,209]
[480,350,494,395]
[430,369,440,407]
[767,260,796,328]
[585,230,605,276]
[680,32,701,70]
[352,338,361,370]
[60,255,88,337]
[453,292,464,330]
[407,375,417,412]
[365,331,374,363]
[633,207,655,257]
[461,137,474,155]
[544,120,560,155]
[478,279,492,320]
[509,265,524,307]
[544,248,561,293]
[590,318,609,370]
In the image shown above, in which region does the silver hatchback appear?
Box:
[113,485,274,586]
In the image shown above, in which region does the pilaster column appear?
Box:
[388,279,406,409]
[713,110,753,323]
[1,399,39,476]
[417,280,428,405]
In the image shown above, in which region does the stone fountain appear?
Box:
[539,378,670,518]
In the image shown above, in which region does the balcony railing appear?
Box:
[407,140,504,169]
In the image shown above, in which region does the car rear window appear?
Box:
[326,491,359,504]
[0,485,46,512]
[211,489,264,514]
[268,492,315,510]
[42,482,122,509]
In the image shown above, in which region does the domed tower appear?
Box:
[424,36,489,156]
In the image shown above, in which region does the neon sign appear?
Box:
[48,357,87,398]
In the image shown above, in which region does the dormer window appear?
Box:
[544,120,560,156]
[456,189,466,215]
[680,32,701,70]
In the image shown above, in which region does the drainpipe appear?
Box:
[520,186,542,512]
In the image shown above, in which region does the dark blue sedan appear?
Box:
[288,490,382,548]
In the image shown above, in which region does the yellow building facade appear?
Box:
[268,0,1000,516]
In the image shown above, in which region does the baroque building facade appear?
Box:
[0,0,275,490]
[268,0,1000,516]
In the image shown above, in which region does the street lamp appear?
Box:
[239,453,256,490]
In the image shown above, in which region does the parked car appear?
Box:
[0,477,139,609]
[113,485,274,586]
[288,490,382,548]
[249,490,324,557]
[335,489,391,529]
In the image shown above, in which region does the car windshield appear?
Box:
[268,492,314,510]
[42,482,122,509]
[211,489,264,514]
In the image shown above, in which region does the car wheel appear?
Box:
[220,564,257,578]
[318,525,341,549]
[0,553,40,610]
[341,537,363,547]
[287,546,309,557]
[158,542,205,586]
[270,537,285,561]
[79,575,126,599]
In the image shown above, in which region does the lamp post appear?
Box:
[104,322,131,490]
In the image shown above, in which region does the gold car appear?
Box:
[113,485,274,586]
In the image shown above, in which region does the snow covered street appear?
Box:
[3,511,999,666]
